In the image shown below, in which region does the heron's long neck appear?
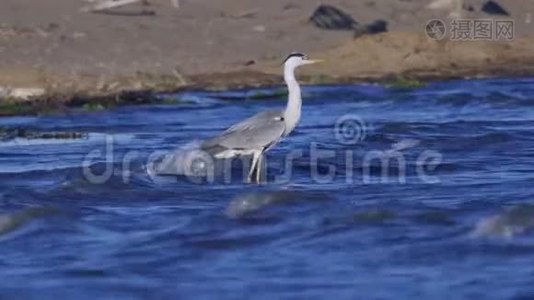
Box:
[283,65,301,133]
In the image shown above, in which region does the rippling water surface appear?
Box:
[1,78,534,299]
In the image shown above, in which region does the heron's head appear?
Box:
[283,52,323,69]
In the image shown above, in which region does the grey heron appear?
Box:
[200,52,322,183]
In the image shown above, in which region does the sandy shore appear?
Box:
[0,0,533,112]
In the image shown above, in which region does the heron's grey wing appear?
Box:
[202,110,286,151]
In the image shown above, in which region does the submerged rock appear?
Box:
[225,192,300,219]
[226,191,334,220]
[0,208,55,236]
[481,1,509,16]
[226,193,277,219]
[0,127,86,142]
[351,209,397,223]
[472,204,534,238]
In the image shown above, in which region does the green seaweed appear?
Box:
[82,102,106,112]
[387,76,426,89]
[308,74,335,84]
[157,96,192,105]
[0,207,58,235]
[351,209,397,223]
[0,101,35,115]
[248,88,288,100]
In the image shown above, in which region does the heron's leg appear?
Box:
[255,154,263,183]
[247,151,261,183]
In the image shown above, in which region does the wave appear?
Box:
[0,207,57,237]
[472,204,534,238]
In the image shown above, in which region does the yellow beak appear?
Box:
[308,59,325,64]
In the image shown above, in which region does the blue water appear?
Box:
[1,78,534,299]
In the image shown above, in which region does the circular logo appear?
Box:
[184,150,213,177]
[334,114,368,145]
[425,19,446,40]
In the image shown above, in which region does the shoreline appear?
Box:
[1,0,533,115]
[1,65,533,117]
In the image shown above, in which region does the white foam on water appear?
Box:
[147,140,213,178]
[471,205,534,238]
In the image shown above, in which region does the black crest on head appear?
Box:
[283,52,307,63]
